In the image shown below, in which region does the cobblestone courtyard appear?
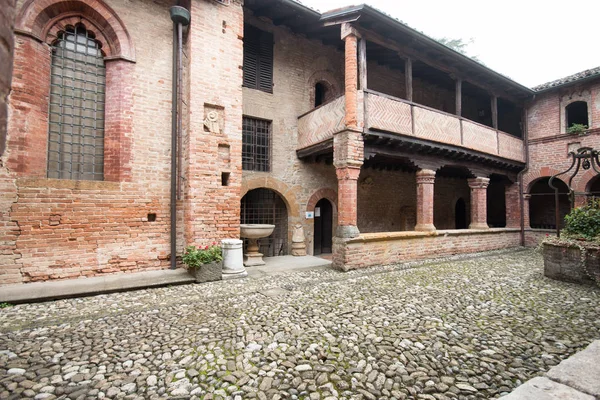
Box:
[1,249,599,400]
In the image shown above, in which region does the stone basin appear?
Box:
[240,224,275,239]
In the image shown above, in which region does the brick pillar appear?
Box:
[523,194,531,229]
[343,25,358,129]
[468,177,490,229]
[336,166,361,237]
[415,169,436,231]
[505,181,521,228]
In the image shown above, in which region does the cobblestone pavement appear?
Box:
[1,249,599,400]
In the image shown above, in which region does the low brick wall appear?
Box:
[524,229,556,247]
[333,228,521,270]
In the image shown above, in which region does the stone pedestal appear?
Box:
[221,239,247,279]
[244,238,266,266]
[291,224,306,256]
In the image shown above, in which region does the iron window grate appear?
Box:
[47,24,105,181]
[241,188,288,257]
[242,117,271,172]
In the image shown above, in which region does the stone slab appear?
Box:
[0,269,195,304]
[546,340,600,397]
[501,377,595,400]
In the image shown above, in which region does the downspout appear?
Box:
[169,5,190,269]
[519,105,530,246]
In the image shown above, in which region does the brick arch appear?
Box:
[16,0,135,61]
[577,169,600,193]
[306,188,337,213]
[307,70,342,107]
[241,177,301,218]
[524,167,562,192]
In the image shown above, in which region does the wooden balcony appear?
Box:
[297,90,525,164]
[364,90,525,163]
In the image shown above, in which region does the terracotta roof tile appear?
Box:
[533,66,600,91]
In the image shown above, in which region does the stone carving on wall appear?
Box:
[204,110,221,134]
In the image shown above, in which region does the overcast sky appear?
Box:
[300,0,600,88]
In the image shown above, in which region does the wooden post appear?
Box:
[405,57,413,102]
[455,79,462,116]
[491,95,498,129]
[359,38,367,90]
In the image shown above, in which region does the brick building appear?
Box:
[1,0,598,285]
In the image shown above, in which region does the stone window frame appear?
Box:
[10,0,136,182]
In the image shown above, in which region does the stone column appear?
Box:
[505,181,521,228]
[415,169,436,231]
[468,176,490,229]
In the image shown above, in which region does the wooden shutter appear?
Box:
[243,25,273,93]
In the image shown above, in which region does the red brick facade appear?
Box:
[3,0,596,284]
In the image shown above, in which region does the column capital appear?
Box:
[416,169,436,184]
[341,22,361,40]
[335,165,361,180]
[468,176,490,189]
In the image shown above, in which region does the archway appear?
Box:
[529,177,570,229]
[455,198,467,229]
[314,198,333,255]
[241,188,289,257]
[587,175,600,199]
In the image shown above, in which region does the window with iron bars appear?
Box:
[242,117,271,172]
[47,24,105,180]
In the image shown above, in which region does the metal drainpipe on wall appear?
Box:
[169,5,190,269]
[518,107,530,246]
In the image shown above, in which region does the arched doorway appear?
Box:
[587,175,600,200]
[241,188,288,257]
[455,198,467,229]
[529,177,570,229]
[314,198,333,255]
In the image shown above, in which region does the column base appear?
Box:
[469,223,489,229]
[336,225,360,238]
[244,252,266,267]
[415,224,436,232]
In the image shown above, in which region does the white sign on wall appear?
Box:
[315,207,321,217]
[305,211,314,219]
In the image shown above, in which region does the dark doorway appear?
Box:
[241,188,288,256]
[529,178,570,229]
[455,198,468,229]
[313,198,333,255]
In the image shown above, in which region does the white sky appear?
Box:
[300,0,600,88]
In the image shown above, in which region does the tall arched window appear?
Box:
[566,101,588,131]
[48,24,105,180]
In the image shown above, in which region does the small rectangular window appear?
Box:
[242,117,271,172]
[243,25,273,93]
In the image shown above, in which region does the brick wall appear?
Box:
[334,229,521,271]
[1,0,235,284]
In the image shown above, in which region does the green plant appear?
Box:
[563,199,600,240]
[0,302,13,309]
[566,123,588,134]
[182,244,222,269]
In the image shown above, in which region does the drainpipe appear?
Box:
[518,106,530,246]
[169,5,190,269]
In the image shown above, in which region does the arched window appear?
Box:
[47,24,105,180]
[566,101,588,131]
[314,81,329,107]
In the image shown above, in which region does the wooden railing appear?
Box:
[364,90,525,162]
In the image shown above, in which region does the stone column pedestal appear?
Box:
[415,169,436,231]
[221,239,247,279]
[468,176,490,229]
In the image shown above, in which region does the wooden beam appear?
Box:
[455,79,462,116]
[491,95,498,130]
[359,38,368,90]
[358,26,523,104]
[405,58,413,102]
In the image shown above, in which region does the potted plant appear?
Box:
[182,243,223,283]
[566,123,589,135]
[542,199,600,285]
